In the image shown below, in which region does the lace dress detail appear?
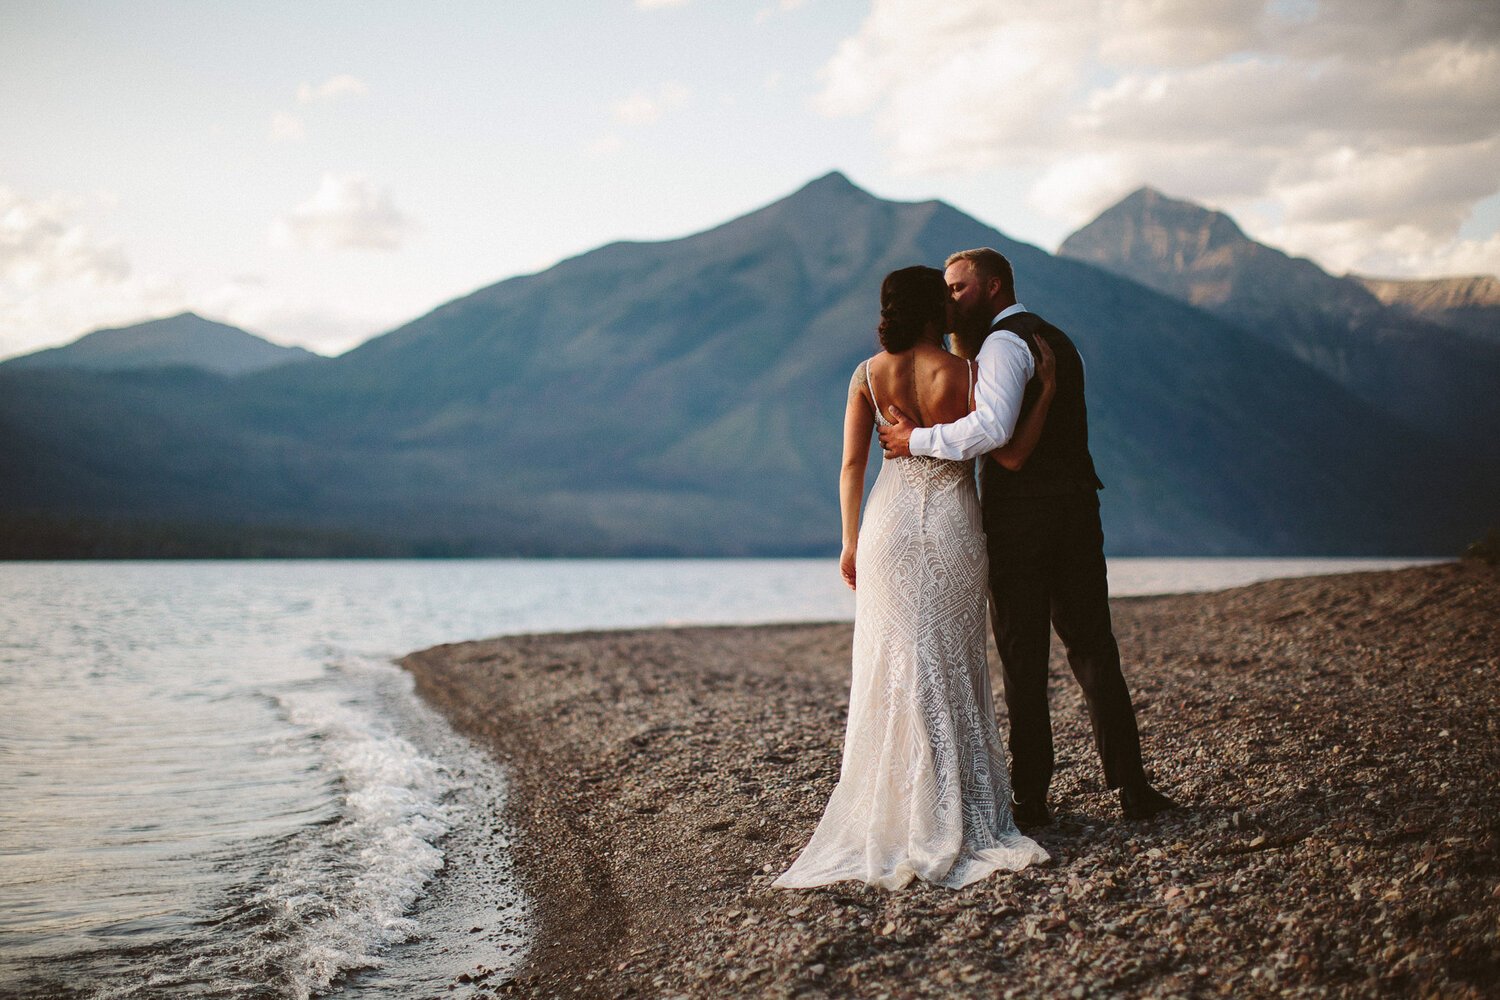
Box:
[775,360,1048,889]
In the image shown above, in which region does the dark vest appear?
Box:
[979,312,1104,499]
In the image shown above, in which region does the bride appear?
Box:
[775,266,1054,890]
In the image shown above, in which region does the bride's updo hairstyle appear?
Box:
[878,266,947,353]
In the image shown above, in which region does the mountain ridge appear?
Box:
[1059,187,1381,314]
[1352,274,1500,343]
[1356,274,1500,310]
[2,311,318,376]
[1,174,1491,558]
[1059,187,1500,450]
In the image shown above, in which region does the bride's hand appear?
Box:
[1034,335,1057,393]
[840,543,857,590]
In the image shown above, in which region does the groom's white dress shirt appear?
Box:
[909,302,1035,461]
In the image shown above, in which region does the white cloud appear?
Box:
[613,94,663,126]
[818,0,1500,277]
[757,0,806,23]
[0,186,129,289]
[611,83,690,125]
[0,186,397,360]
[271,173,416,252]
[269,111,305,143]
[1410,232,1500,279]
[1263,209,1500,280]
[276,74,365,145]
[296,74,369,105]
[588,134,625,157]
[0,186,190,358]
[635,0,689,9]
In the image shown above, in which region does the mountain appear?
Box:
[1058,188,1500,450]
[1,173,1491,558]
[1353,274,1500,343]
[1057,189,1372,313]
[1,312,317,375]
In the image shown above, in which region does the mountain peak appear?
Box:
[3,311,314,375]
[1092,187,1248,246]
[799,170,858,192]
[92,310,231,338]
[782,170,877,207]
[1117,185,1168,206]
[1058,187,1255,306]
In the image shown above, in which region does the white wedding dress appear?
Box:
[774,360,1049,890]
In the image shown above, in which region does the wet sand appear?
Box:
[402,561,1499,997]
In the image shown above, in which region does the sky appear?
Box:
[2,0,1497,360]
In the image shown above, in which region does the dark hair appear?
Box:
[944,247,1015,299]
[878,266,947,352]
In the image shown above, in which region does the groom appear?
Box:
[878,247,1176,827]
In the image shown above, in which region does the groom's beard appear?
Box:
[952,309,988,358]
[954,303,988,338]
[953,297,991,335]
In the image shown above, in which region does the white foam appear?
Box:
[251,681,458,998]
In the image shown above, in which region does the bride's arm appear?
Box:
[990,335,1056,471]
[840,368,876,590]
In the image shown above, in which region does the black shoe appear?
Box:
[1011,795,1052,830]
[1119,783,1179,821]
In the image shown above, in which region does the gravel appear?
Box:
[402,560,1499,998]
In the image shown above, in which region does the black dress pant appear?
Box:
[982,491,1145,804]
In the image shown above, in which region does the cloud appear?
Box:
[635,0,690,8]
[274,75,365,144]
[588,134,625,157]
[818,0,1500,277]
[0,185,394,360]
[296,74,369,105]
[269,111,305,143]
[271,173,416,252]
[611,83,690,125]
[0,186,190,359]
[757,0,806,22]
[0,186,130,289]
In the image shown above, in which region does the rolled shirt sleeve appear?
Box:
[909,330,1034,461]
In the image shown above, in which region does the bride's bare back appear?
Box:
[862,342,973,427]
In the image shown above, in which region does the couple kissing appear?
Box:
[776,247,1177,891]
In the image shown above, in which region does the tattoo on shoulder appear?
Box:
[848,362,867,401]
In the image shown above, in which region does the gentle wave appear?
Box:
[229,679,457,998]
[1,641,526,999]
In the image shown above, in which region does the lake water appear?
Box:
[0,557,1437,997]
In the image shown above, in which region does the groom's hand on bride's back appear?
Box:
[879,406,916,458]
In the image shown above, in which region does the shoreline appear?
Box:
[401,562,1499,997]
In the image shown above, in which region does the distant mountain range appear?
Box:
[1058,187,1500,452]
[1,173,1494,558]
[1353,274,1500,344]
[2,312,317,376]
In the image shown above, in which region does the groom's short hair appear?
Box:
[945,247,1015,298]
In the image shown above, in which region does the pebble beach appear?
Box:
[401,560,1499,997]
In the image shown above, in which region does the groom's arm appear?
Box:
[903,332,1034,460]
